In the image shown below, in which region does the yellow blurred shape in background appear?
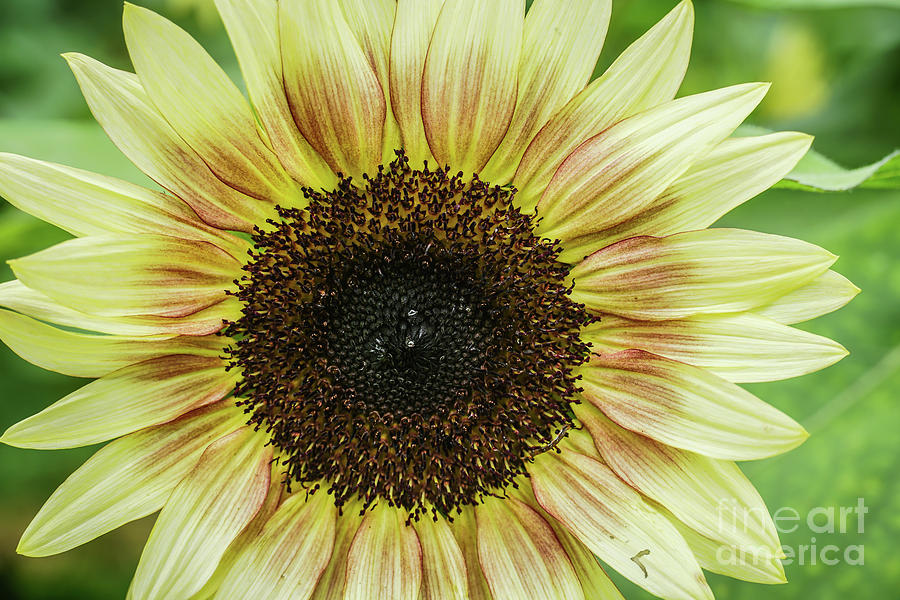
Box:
[165,0,220,29]
[762,20,830,120]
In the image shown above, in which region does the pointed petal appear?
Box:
[422,0,524,174]
[64,52,270,231]
[215,0,336,189]
[577,404,782,556]
[2,355,237,449]
[449,508,493,600]
[506,483,624,600]
[389,0,444,168]
[0,153,246,256]
[0,280,240,337]
[754,269,860,324]
[569,229,837,319]
[16,402,245,557]
[514,0,694,211]
[344,505,422,600]
[414,514,469,600]
[280,0,385,180]
[214,491,336,600]
[481,0,611,183]
[131,427,272,600]
[530,451,713,600]
[536,84,770,259]
[580,350,809,460]
[11,234,239,318]
[188,462,285,600]
[660,505,787,585]
[476,497,584,600]
[0,308,224,378]
[123,4,299,207]
[542,513,625,600]
[583,312,848,383]
[570,132,814,252]
[310,505,364,600]
[338,0,401,160]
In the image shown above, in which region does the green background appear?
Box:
[0,0,898,598]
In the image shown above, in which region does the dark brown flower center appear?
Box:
[223,152,595,520]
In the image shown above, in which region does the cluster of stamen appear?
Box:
[223,152,595,520]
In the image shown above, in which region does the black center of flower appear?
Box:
[322,242,492,414]
[223,152,596,520]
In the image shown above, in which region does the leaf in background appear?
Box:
[777,149,900,191]
[736,124,900,191]
[728,0,900,9]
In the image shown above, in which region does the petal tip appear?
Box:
[122,1,143,23]
[791,425,811,449]
[0,429,14,447]
[0,426,48,450]
[677,0,695,18]
[752,81,773,97]
[15,536,46,558]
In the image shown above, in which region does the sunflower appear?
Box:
[0,1,858,599]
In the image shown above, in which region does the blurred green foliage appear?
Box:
[0,1,898,599]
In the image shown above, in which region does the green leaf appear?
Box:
[778,149,900,192]
[736,124,900,191]
[728,0,900,9]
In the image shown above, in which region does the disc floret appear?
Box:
[224,152,595,519]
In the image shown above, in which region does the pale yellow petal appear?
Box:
[413,515,469,600]
[577,404,782,557]
[214,491,337,600]
[310,504,364,600]
[123,4,300,207]
[530,451,713,600]
[481,0,611,183]
[537,84,770,261]
[543,513,625,600]
[476,497,584,600]
[131,427,272,600]
[16,401,245,557]
[215,0,336,189]
[570,132,813,253]
[514,0,694,211]
[389,0,444,168]
[660,504,788,585]
[0,308,224,378]
[0,280,241,337]
[583,312,848,383]
[2,355,237,449]
[344,505,422,600]
[10,234,239,318]
[422,0,524,174]
[187,462,285,600]
[280,0,385,180]
[64,52,270,231]
[569,229,837,320]
[338,0,401,161]
[0,153,247,257]
[507,483,624,600]
[580,350,809,460]
[754,269,860,324]
[449,507,493,600]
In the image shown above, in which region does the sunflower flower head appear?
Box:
[0,1,858,599]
